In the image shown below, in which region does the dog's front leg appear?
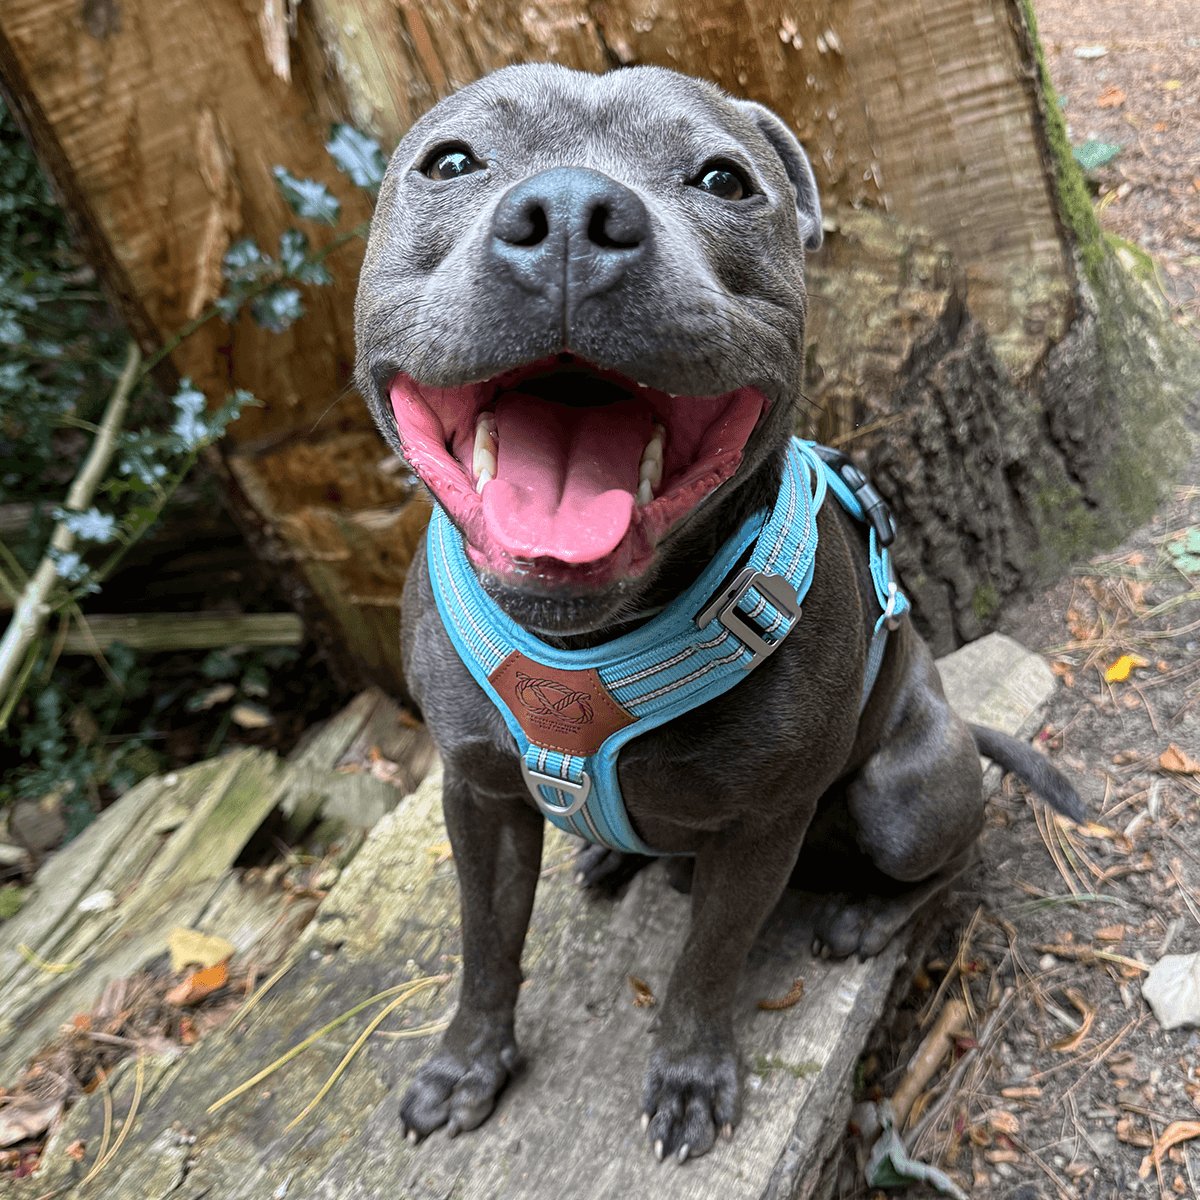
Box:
[399,766,544,1140]
[640,824,804,1162]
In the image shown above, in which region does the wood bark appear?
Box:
[1,0,1196,677]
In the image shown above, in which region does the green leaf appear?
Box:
[326,123,386,191]
[272,166,341,225]
[250,286,305,333]
[1185,527,1200,555]
[1072,140,1122,170]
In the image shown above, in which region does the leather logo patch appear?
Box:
[488,651,634,756]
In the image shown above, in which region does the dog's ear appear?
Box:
[732,101,823,252]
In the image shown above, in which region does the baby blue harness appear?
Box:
[426,437,908,855]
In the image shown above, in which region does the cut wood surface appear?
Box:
[12,634,1055,1200]
[3,0,1195,672]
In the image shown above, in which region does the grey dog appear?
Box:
[353,63,1082,1164]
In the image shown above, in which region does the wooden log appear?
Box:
[12,636,1056,1200]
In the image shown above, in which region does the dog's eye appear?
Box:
[690,161,752,201]
[422,145,487,181]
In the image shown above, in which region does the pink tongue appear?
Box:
[481,392,653,563]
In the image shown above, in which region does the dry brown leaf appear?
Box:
[1160,744,1200,774]
[166,961,229,1007]
[1117,1115,1154,1147]
[1097,85,1126,107]
[1139,1121,1200,1178]
[985,1148,1020,1164]
[65,1140,86,1161]
[1095,924,1126,942]
[988,1110,1020,1135]
[1112,749,1141,765]
[1000,1085,1042,1099]
[1051,987,1096,1052]
[757,976,805,1010]
[627,975,657,1008]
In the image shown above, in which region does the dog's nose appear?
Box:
[490,167,649,307]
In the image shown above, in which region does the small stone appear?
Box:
[1143,952,1200,1029]
[1039,953,1058,970]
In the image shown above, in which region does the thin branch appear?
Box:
[0,340,141,707]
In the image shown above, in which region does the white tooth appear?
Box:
[638,425,665,489]
[473,413,498,484]
[636,477,653,506]
[476,466,493,494]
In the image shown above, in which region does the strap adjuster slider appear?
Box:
[695,567,800,669]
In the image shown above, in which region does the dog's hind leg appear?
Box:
[807,631,985,959]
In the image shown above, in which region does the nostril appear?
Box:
[503,204,549,248]
[587,204,642,250]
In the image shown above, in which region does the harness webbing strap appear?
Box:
[428,438,907,854]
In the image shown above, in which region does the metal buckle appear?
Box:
[695,567,800,670]
[520,760,592,818]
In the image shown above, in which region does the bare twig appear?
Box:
[0,340,141,713]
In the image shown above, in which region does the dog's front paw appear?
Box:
[639,1042,738,1163]
[399,1034,519,1142]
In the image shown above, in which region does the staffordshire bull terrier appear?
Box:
[353,63,1083,1164]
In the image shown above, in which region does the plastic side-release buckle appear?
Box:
[812,445,897,548]
[694,567,800,670]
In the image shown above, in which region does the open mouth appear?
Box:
[388,355,768,583]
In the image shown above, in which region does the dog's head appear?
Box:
[355,64,822,633]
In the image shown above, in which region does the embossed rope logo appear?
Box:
[513,671,594,726]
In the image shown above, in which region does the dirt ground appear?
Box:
[841,5,1200,1197]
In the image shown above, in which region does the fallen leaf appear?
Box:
[628,975,657,1008]
[988,1110,1020,1135]
[66,1140,86,1161]
[1097,85,1125,107]
[984,1148,1020,1164]
[1154,122,1170,132]
[1105,654,1148,682]
[230,702,272,729]
[166,961,229,1007]
[425,840,453,867]
[1139,1121,1200,1178]
[1160,744,1200,775]
[1117,1115,1154,1147]
[1051,988,1096,1052]
[1095,924,1126,942]
[758,976,805,1010]
[167,927,235,973]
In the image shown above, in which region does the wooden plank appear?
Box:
[11,641,1054,1197]
[12,762,903,1200]
[57,612,304,654]
[0,749,285,1085]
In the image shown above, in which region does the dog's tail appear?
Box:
[968,724,1086,824]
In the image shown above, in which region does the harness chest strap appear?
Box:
[427,438,908,855]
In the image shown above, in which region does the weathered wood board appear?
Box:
[11,634,1056,1199]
